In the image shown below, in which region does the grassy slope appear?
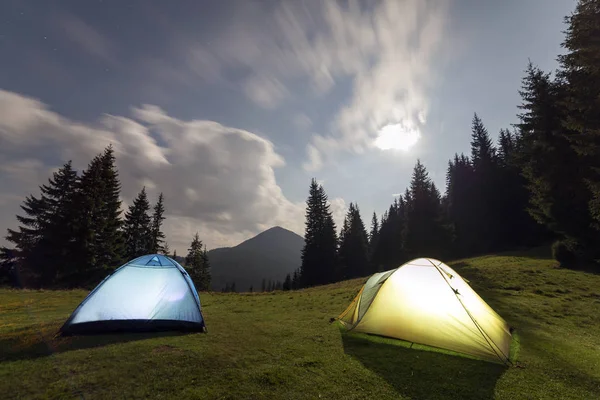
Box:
[1,247,599,399]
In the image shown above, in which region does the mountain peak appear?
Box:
[207,226,305,291]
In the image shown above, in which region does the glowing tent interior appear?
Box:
[60,254,206,335]
[338,258,513,364]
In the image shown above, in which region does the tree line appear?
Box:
[297,1,600,288]
[0,146,212,290]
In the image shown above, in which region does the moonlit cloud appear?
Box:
[0,89,331,252]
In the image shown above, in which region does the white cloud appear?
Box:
[0,89,327,252]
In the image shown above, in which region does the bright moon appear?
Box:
[374,123,420,151]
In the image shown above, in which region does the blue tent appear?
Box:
[60,254,206,335]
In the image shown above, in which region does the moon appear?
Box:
[374,123,420,151]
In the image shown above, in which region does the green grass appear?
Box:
[1,247,599,399]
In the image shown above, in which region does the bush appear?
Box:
[552,240,578,267]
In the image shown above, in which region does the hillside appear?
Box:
[208,226,305,291]
[1,247,600,399]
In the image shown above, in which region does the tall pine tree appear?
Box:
[5,161,79,286]
[300,179,338,287]
[338,203,370,279]
[404,160,447,259]
[185,233,211,290]
[368,212,379,270]
[515,63,594,260]
[72,145,124,282]
[123,187,152,260]
[558,0,600,240]
[469,114,501,252]
[445,153,477,256]
[150,193,166,253]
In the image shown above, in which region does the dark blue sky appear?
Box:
[0,0,576,250]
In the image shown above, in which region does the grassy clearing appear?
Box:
[1,247,599,399]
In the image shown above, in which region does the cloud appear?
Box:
[0,89,322,252]
[242,75,289,109]
[293,113,313,130]
[174,0,448,167]
[55,12,117,65]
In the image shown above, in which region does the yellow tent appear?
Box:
[338,258,512,364]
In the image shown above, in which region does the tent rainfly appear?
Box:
[60,254,206,335]
[338,258,513,364]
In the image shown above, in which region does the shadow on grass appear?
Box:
[0,328,190,362]
[342,333,507,400]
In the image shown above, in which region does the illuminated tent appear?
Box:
[338,258,512,364]
[60,254,206,335]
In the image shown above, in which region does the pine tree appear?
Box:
[404,160,447,259]
[261,278,267,292]
[469,114,501,252]
[185,233,211,290]
[558,0,600,237]
[162,242,171,256]
[5,161,79,287]
[283,273,292,290]
[368,212,379,271]
[292,269,300,290]
[300,179,338,286]
[201,244,211,289]
[96,145,124,269]
[496,129,547,248]
[249,285,253,293]
[150,193,166,253]
[338,203,370,279]
[231,282,236,292]
[515,62,594,259]
[72,145,124,282]
[445,153,477,256]
[123,187,152,260]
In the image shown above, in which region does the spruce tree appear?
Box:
[469,114,501,252]
[72,145,124,282]
[338,203,370,279]
[150,193,166,253]
[185,233,211,290]
[5,161,78,286]
[368,212,379,271]
[123,187,152,260]
[404,160,447,259]
[96,145,124,269]
[201,244,212,289]
[283,273,292,290]
[261,278,267,292]
[162,242,171,256]
[515,63,594,260]
[445,153,477,256]
[292,269,300,290]
[300,179,338,286]
[558,0,600,236]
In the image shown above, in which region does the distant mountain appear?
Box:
[207,226,305,291]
